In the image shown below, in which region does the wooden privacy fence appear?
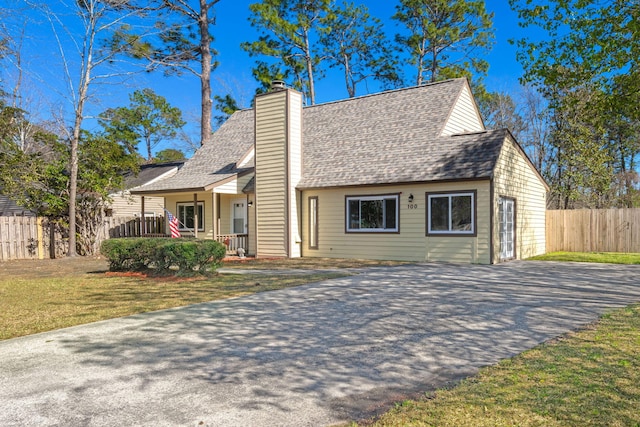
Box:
[0,216,168,261]
[0,216,43,261]
[546,208,640,253]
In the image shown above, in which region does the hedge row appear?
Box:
[100,238,226,276]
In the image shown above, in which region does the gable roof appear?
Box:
[298,79,490,188]
[0,195,35,216]
[135,110,255,193]
[134,78,502,193]
[123,161,184,190]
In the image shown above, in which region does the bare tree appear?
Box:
[33,0,151,256]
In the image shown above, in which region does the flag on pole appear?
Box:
[165,209,181,238]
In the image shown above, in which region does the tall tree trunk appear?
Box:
[304,30,315,105]
[416,36,427,86]
[430,45,438,83]
[68,109,82,257]
[146,134,153,161]
[199,0,213,145]
[67,1,96,257]
[343,52,355,98]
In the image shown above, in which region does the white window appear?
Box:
[346,194,399,233]
[427,192,475,235]
[177,202,204,232]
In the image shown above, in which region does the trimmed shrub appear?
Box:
[100,238,146,271]
[156,239,226,276]
[100,238,226,276]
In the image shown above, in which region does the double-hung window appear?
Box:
[177,202,204,232]
[346,194,399,233]
[427,191,475,235]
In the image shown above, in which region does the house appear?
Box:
[0,195,35,216]
[108,161,183,218]
[132,78,548,263]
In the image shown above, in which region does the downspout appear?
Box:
[489,178,495,264]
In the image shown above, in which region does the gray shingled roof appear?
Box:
[135,78,506,193]
[123,161,184,189]
[298,79,495,188]
[135,109,255,193]
[301,128,507,189]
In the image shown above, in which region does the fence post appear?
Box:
[49,221,56,259]
[37,217,44,259]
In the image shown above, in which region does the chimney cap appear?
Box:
[271,80,287,91]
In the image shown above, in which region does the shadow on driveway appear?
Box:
[1,261,639,426]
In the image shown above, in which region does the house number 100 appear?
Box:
[407,203,418,209]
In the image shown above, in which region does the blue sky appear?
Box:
[184,1,530,110]
[1,1,536,157]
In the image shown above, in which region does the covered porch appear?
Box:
[134,172,255,256]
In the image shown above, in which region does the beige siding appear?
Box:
[492,136,547,262]
[109,192,165,217]
[237,147,254,168]
[426,182,491,264]
[288,91,303,257]
[441,84,485,136]
[248,193,257,256]
[255,90,288,257]
[218,193,251,235]
[164,193,214,239]
[301,181,491,263]
[218,194,232,235]
[215,173,254,194]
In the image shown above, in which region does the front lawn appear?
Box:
[354,304,640,426]
[0,257,347,340]
[528,251,640,264]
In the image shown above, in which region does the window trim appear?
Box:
[308,196,319,249]
[426,190,477,236]
[176,201,205,232]
[345,193,400,234]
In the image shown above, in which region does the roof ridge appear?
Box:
[230,78,467,114]
[304,78,467,110]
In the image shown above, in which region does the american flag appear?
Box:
[165,209,181,238]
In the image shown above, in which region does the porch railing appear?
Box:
[216,234,248,255]
[107,216,167,238]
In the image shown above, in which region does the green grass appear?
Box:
[528,251,640,264]
[0,262,346,340]
[354,305,640,427]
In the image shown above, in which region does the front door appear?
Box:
[499,197,515,260]
[231,199,247,234]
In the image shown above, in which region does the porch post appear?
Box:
[140,196,146,235]
[193,193,198,238]
[212,191,217,241]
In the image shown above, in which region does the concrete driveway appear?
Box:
[1,261,639,426]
